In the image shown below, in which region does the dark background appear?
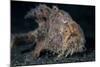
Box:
[11,1,95,66]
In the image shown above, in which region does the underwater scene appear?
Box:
[11,1,95,67]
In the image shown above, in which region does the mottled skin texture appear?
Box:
[12,4,86,60]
